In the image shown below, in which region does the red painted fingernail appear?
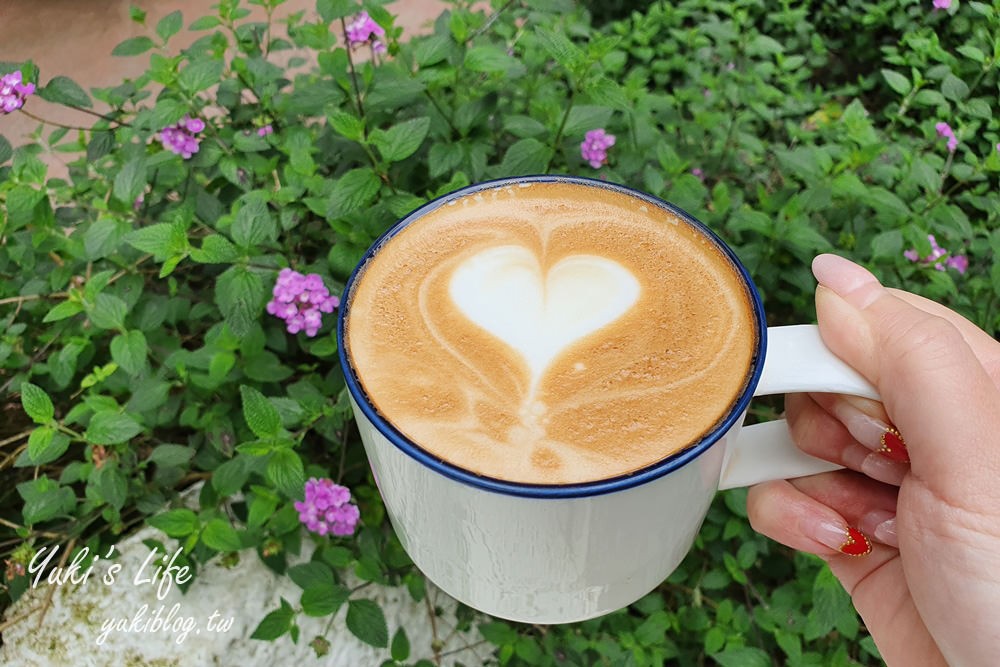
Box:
[840,526,873,556]
[814,521,873,556]
[879,427,909,463]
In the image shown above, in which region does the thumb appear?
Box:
[811,254,1000,496]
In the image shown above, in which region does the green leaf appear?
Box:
[43,300,84,323]
[267,449,305,498]
[201,518,243,552]
[880,69,911,96]
[212,456,250,496]
[956,44,986,63]
[147,444,194,467]
[251,599,294,640]
[27,427,70,465]
[85,411,143,445]
[18,477,75,525]
[391,627,410,662]
[533,27,585,74]
[317,0,356,22]
[369,117,430,163]
[326,168,381,219]
[189,15,221,30]
[110,330,148,376]
[125,222,188,261]
[240,385,281,438]
[499,138,552,176]
[941,73,969,102]
[190,235,239,263]
[148,508,200,537]
[465,46,524,77]
[0,134,12,164]
[301,584,349,617]
[156,10,184,42]
[38,76,92,108]
[232,192,276,248]
[92,462,128,510]
[20,382,55,424]
[113,157,148,206]
[215,265,265,336]
[346,599,388,648]
[711,647,771,667]
[179,59,224,93]
[287,561,334,590]
[87,293,129,330]
[479,622,518,645]
[328,110,365,141]
[112,36,157,56]
[806,565,855,640]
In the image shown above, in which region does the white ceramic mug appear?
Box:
[336,176,878,624]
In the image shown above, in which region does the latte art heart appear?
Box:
[449,246,640,388]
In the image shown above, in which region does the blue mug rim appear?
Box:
[336,175,767,499]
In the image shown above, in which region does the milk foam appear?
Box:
[449,246,640,390]
[345,181,757,485]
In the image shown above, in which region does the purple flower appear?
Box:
[932,0,951,9]
[691,167,705,181]
[580,129,616,169]
[293,478,360,537]
[904,234,968,274]
[935,121,958,153]
[345,11,385,51]
[159,115,205,159]
[266,268,340,337]
[0,71,35,114]
[257,124,274,137]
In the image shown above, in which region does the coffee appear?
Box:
[345,180,757,485]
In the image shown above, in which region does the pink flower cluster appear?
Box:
[160,116,206,159]
[294,478,360,537]
[935,122,957,153]
[257,124,274,137]
[932,0,951,9]
[904,234,968,274]
[1,71,35,114]
[346,11,386,53]
[266,268,340,337]
[580,129,616,169]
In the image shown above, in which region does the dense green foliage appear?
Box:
[1,0,997,664]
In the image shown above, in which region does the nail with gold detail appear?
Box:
[813,520,873,557]
[878,427,909,463]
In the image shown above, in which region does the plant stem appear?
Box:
[17,109,92,132]
[545,88,575,173]
[0,431,32,449]
[339,18,366,121]
[0,292,68,307]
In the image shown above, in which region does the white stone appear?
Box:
[0,524,486,667]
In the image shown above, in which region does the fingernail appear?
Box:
[879,427,909,463]
[811,519,873,556]
[841,443,908,486]
[829,400,910,464]
[861,510,899,549]
[812,254,881,308]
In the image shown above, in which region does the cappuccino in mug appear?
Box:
[345,180,757,485]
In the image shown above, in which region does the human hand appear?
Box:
[747,253,1000,666]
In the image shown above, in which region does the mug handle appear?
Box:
[718,325,879,491]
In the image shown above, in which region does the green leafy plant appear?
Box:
[1,0,997,664]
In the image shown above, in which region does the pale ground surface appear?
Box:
[0,1,492,665]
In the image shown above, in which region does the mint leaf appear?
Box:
[215,266,265,336]
[27,427,70,464]
[112,36,156,57]
[156,10,183,42]
[20,382,54,424]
